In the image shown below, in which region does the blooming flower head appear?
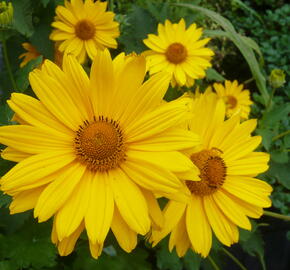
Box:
[0,1,13,29]
[150,92,272,257]
[18,43,41,68]
[0,49,200,258]
[143,19,214,88]
[50,0,119,63]
[212,80,253,120]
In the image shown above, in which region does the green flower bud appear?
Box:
[0,1,13,29]
[269,69,286,89]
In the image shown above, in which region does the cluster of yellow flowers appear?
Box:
[0,0,272,260]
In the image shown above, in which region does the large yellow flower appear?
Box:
[212,80,253,120]
[151,92,272,257]
[0,50,200,258]
[143,19,214,87]
[50,0,119,63]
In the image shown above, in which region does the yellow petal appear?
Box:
[1,147,31,162]
[85,172,114,244]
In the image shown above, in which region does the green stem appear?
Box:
[243,77,254,85]
[208,255,220,270]
[266,86,276,110]
[263,210,290,221]
[1,38,17,91]
[272,130,290,141]
[109,0,114,11]
[222,248,247,270]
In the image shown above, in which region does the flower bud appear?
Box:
[269,69,286,88]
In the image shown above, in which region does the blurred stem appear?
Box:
[1,38,17,91]
[109,0,114,11]
[266,86,276,110]
[208,255,220,270]
[264,210,290,221]
[272,130,290,141]
[222,248,247,270]
[243,77,254,85]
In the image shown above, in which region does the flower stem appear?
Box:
[222,248,247,270]
[272,130,290,142]
[1,38,18,91]
[208,255,220,270]
[263,210,290,221]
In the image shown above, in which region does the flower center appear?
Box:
[226,95,237,109]
[165,42,187,64]
[75,19,96,40]
[75,116,126,172]
[186,148,226,196]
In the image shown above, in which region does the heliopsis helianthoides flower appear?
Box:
[19,43,41,68]
[50,0,119,63]
[0,49,201,258]
[212,80,253,120]
[143,19,214,87]
[150,92,272,257]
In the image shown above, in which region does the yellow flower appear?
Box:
[18,43,41,68]
[143,19,214,87]
[0,1,13,28]
[150,92,272,257]
[212,80,253,120]
[0,50,200,258]
[50,0,119,63]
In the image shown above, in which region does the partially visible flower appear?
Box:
[143,19,214,88]
[18,43,41,68]
[0,49,200,259]
[269,69,286,88]
[0,1,13,29]
[212,80,253,120]
[50,0,119,63]
[150,92,272,258]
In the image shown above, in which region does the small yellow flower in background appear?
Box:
[269,69,286,88]
[143,19,214,87]
[50,0,119,64]
[18,43,41,68]
[0,49,200,258]
[212,80,253,120]
[150,92,272,258]
[0,1,13,29]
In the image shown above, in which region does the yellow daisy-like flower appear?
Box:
[212,80,253,120]
[143,19,214,87]
[18,43,41,68]
[50,0,119,63]
[151,92,272,257]
[0,49,200,258]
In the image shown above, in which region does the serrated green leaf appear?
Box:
[256,128,275,151]
[176,3,269,105]
[15,56,43,92]
[260,104,290,128]
[12,0,34,37]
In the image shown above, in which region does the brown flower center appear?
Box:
[165,42,187,64]
[186,148,226,196]
[75,19,96,40]
[75,116,126,172]
[226,95,238,109]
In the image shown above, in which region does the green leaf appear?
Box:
[15,56,43,92]
[206,68,225,82]
[0,104,13,126]
[260,103,290,128]
[0,191,11,208]
[231,0,263,23]
[176,3,269,105]
[267,161,290,189]
[270,149,289,164]
[12,0,34,37]
[256,128,275,151]
[156,239,182,270]
[0,220,57,269]
[283,134,290,148]
[183,250,202,270]
[41,0,51,7]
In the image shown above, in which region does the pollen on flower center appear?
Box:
[74,116,126,172]
[226,95,238,109]
[165,42,187,64]
[186,148,226,196]
[75,19,96,40]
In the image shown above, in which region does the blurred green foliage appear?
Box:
[0,0,289,269]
